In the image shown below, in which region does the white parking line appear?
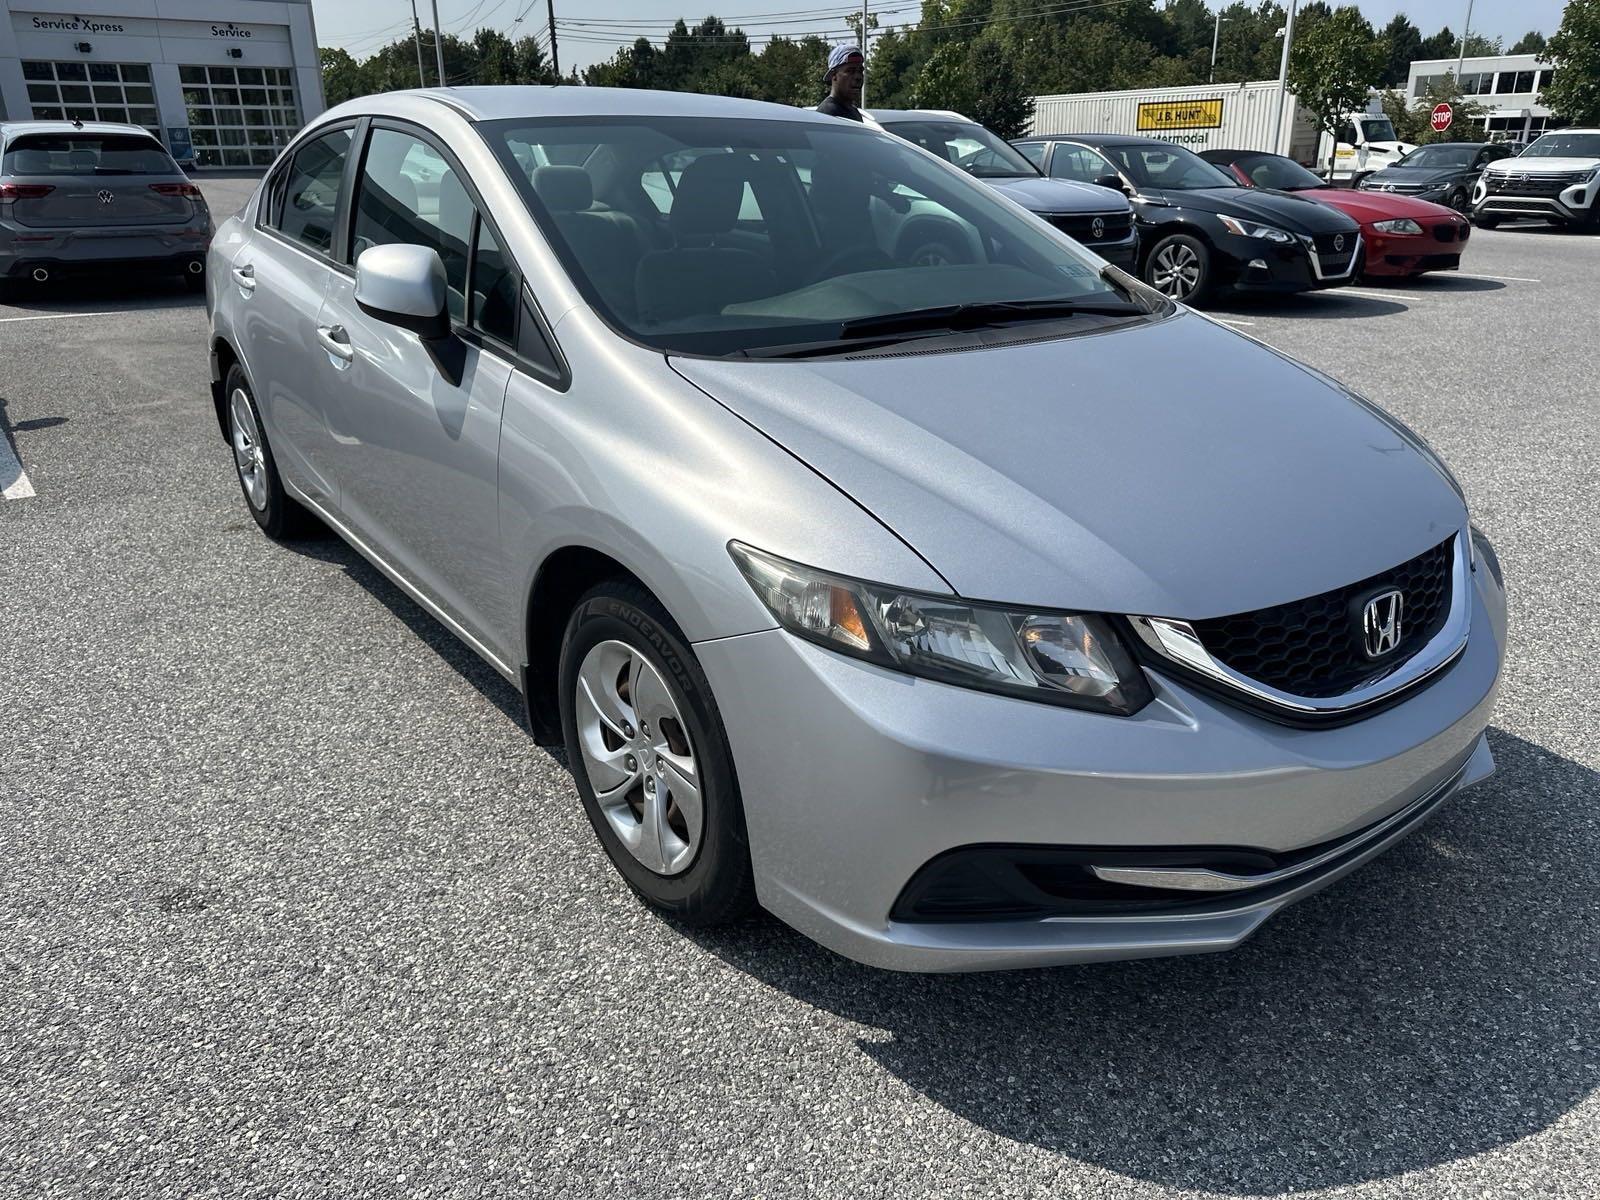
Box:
[1339,287,1426,302]
[1,433,35,500]
[1451,272,1542,283]
[0,311,120,324]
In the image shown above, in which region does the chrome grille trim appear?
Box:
[1130,533,1470,716]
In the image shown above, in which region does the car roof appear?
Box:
[1,120,158,139]
[867,109,974,125]
[1029,134,1173,148]
[322,86,849,127]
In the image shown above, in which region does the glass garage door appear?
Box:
[21,61,161,138]
[181,66,301,168]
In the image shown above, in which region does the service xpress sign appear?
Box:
[1136,99,1225,132]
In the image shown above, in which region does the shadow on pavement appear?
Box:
[1214,291,1409,319]
[275,527,529,731]
[0,273,204,315]
[680,728,1599,1195]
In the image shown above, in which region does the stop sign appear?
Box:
[1431,103,1453,132]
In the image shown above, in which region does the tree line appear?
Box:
[319,0,1600,141]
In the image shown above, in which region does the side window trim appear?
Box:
[254,117,365,273]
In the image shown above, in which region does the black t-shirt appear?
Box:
[816,95,863,122]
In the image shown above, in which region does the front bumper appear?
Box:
[1472,176,1598,223]
[695,555,1505,972]
[1217,231,1359,294]
[1361,227,1468,276]
[1090,230,1139,269]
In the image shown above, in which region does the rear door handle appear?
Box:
[315,323,354,363]
[231,263,256,292]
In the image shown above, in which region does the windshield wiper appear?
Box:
[836,298,1146,341]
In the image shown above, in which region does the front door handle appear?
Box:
[315,323,354,362]
[231,263,256,292]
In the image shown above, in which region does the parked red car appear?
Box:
[1200,149,1471,278]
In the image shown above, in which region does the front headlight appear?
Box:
[729,543,1153,715]
[1218,215,1296,243]
[1373,218,1424,234]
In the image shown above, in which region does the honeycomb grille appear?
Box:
[1189,537,1455,699]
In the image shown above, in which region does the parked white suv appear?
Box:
[1472,129,1600,230]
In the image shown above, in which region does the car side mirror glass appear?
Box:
[355,243,450,341]
[1093,173,1126,193]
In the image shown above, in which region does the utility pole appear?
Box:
[1271,0,1299,155]
[430,0,447,86]
[1454,0,1476,82]
[1209,12,1228,84]
[860,0,869,108]
[547,0,560,77]
[409,0,427,88]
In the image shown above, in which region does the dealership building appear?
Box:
[0,0,324,167]
[1406,53,1558,143]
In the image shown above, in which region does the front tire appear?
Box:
[1143,233,1214,304]
[1448,188,1469,213]
[1472,214,1500,229]
[224,364,312,540]
[560,581,756,926]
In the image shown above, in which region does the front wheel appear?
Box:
[1448,189,1470,213]
[1472,214,1500,229]
[560,581,756,926]
[1143,233,1214,304]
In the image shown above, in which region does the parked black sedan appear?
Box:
[1012,134,1361,304]
[1357,141,1516,213]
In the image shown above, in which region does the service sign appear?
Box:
[1136,99,1225,132]
[13,11,159,37]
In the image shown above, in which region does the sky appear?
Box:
[309,0,1572,76]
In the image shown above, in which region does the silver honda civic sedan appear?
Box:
[206,87,1506,972]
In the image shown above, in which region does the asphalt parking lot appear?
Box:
[3,175,1598,1198]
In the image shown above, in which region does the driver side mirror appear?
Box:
[355,243,450,341]
[1093,173,1127,193]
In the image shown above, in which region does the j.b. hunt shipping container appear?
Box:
[1028,81,1412,182]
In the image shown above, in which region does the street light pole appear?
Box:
[547,0,560,77]
[429,0,447,87]
[1454,0,1476,82]
[409,0,426,88]
[1209,11,1228,84]
[860,0,869,109]
[1271,0,1299,155]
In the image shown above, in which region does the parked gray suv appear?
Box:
[207,87,1505,972]
[0,120,211,293]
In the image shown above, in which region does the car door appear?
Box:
[231,122,360,508]
[312,122,516,656]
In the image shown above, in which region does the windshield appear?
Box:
[1521,132,1600,158]
[881,120,1040,179]
[482,116,1154,357]
[1396,144,1476,169]
[1095,142,1236,190]
[1229,154,1324,190]
[1361,117,1399,143]
[0,133,178,176]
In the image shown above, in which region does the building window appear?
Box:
[1538,69,1556,91]
[20,61,159,138]
[1457,72,1492,95]
[181,65,300,168]
[1413,74,1443,97]
[1494,71,1537,95]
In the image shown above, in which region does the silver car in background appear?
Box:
[0,121,211,294]
[206,87,1506,972]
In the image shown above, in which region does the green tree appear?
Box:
[1377,14,1424,87]
[1418,26,1458,59]
[1510,30,1547,54]
[1542,0,1600,123]
[966,37,1034,137]
[1379,77,1489,144]
[1287,7,1385,171]
[319,47,364,106]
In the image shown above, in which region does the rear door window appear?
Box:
[1048,144,1113,184]
[266,128,354,258]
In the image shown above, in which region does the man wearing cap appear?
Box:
[818,45,865,121]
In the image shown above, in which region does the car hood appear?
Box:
[987,175,1127,214]
[670,313,1466,619]
[1364,165,1464,186]
[1486,157,1599,174]
[1297,187,1462,223]
[1157,187,1359,233]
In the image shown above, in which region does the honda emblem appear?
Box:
[1362,590,1404,658]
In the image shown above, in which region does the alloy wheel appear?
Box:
[229,387,268,511]
[1150,243,1201,299]
[574,639,704,876]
